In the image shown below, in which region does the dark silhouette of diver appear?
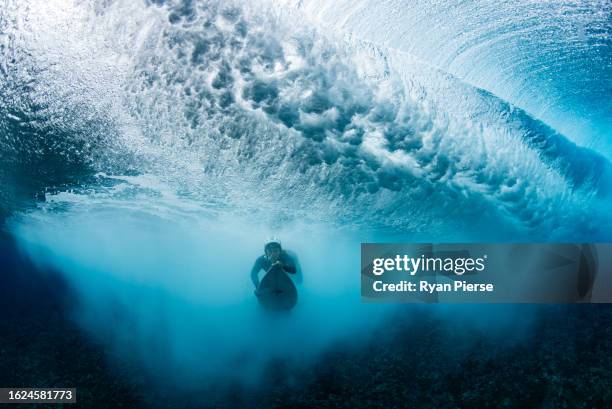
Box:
[251,239,299,309]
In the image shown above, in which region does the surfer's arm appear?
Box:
[280,258,296,274]
[251,258,263,288]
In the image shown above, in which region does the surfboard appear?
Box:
[257,265,298,311]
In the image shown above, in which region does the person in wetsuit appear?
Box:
[251,239,297,297]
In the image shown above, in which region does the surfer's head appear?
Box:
[265,239,282,261]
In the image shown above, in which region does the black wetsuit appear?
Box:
[251,251,296,288]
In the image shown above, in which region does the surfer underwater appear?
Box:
[251,239,300,310]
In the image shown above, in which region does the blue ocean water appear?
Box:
[0,0,610,393]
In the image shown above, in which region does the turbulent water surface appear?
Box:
[1,0,611,392]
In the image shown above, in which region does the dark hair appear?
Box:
[265,242,281,252]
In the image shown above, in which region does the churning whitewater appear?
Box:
[1,0,611,388]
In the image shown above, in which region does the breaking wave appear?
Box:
[1,0,610,237]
